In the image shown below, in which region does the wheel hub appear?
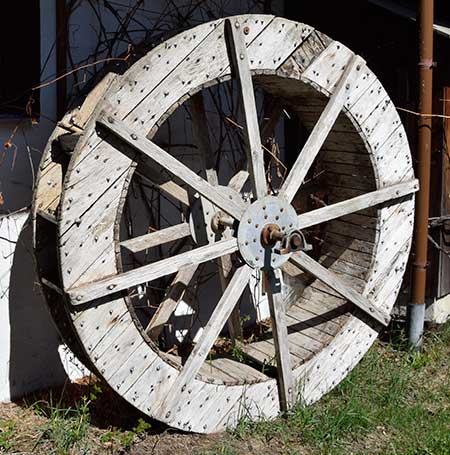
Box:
[237,195,299,270]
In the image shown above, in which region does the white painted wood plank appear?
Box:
[225,19,266,200]
[289,252,390,326]
[191,92,242,340]
[97,112,246,220]
[120,222,191,254]
[129,17,273,132]
[69,238,238,305]
[228,170,249,192]
[249,18,313,72]
[135,171,190,207]
[209,358,269,383]
[280,55,366,203]
[112,19,224,117]
[266,270,294,410]
[160,265,252,412]
[297,179,419,230]
[145,266,197,338]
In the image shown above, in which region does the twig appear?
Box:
[31,55,131,91]
[429,215,450,227]
[396,106,450,120]
[428,234,450,258]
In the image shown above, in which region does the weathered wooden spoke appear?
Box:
[97,113,246,220]
[280,55,366,203]
[225,18,266,200]
[297,179,419,230]
[161,264,252,413]
[191,92,242,340]
[135,171,190,207]
[120,222,191,254]
[266,270,294,410]
[288,252,390,326]
[69,238,238,305]
[146,266,197,338]
[228,169,249,193]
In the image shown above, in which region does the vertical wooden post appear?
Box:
[438,88,450,297]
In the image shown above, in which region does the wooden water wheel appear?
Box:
[33,15,418,433]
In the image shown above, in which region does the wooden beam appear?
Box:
[191,92,242,340]
[191,92,218,185]
[146,266,197,338]
[297,179,419,230]
[161,264,252,412]
[266,270,295,410]
[225,19,267,200]
[136,171,190,207]
[228,169,249,192]
[120,222,191,254]
[97,112,246,220]
[289,252,391,326]
[69,238,238,305]
[279,55,366,203]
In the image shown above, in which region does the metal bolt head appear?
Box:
[107,116,114,123]
[243,26,250,35]
[131,133,138,140]
[240,53,245,60]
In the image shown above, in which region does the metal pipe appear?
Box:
[409,0,434,350]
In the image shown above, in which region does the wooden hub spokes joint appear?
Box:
[33,14,418,432]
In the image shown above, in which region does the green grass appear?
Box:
[0,420,15,451]
[1,323,449,454]
[31,394,92,455]
[229,323,450,455]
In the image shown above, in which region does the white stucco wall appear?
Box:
[0,211,69,402]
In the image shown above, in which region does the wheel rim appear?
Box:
[34,15,416,433]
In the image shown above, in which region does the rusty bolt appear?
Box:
[243,26,250,35]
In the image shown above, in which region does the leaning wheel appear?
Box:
[33,14,417,433]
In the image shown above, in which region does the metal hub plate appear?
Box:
[237,195,298,270]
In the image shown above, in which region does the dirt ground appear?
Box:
[0,381,296,455]
[1,323,449,455]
